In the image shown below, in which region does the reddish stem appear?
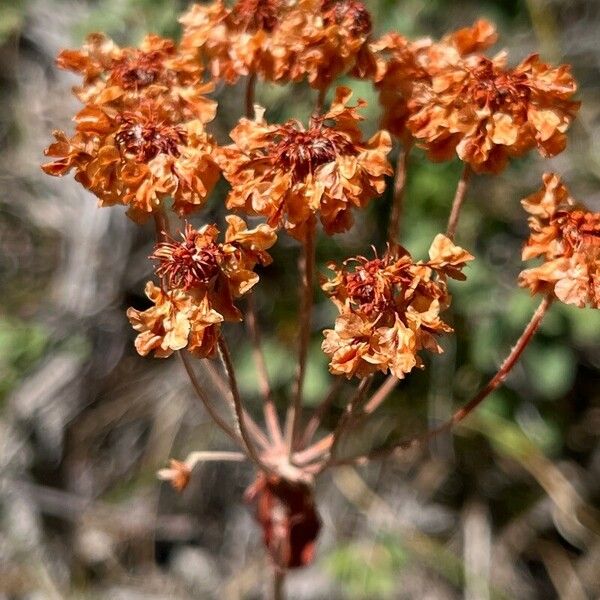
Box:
[446,164,472,240]
[331,295,553,467]
[387,142,412,245]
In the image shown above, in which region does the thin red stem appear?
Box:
[218,335,274,473]
[300,378,344,448]
[446,164,472,240]
[245,73,257,119]
[285,216,317,455]
[387,142,412,245]
[330,296,553,467]
[246,295,283,446]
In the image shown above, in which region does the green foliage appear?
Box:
[0,318,49,400]
[325,536,410,599]
[0,1,26,44]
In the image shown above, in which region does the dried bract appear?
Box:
[519,173,600,308]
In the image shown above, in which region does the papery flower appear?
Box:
[519,173,600,308]
[42,101,221,222]
[221,87,392,240]
[56,33,216,122]
[371,20,498,140]
[128,218,277,358]
[407,53,579,173]
[322,235,474,378]
[274,0,375,90]
[179,0,294,84]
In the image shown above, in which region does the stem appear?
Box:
[245,73,257,119]
[294,374,398,466]
[332,296,553,467]
[300,378,344,448]
[314,88,327,118]
[286,215,317,455]
[387,142,412,245]
[178,352,241,446]
[246,295,283,446]
[272,567,285,600]
[218,335,273,473]
[446,164,472,240]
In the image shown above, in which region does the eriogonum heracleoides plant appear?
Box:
[43,1,597,597]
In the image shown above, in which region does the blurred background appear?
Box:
[1,0,600,598]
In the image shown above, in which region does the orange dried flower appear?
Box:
[273,0,374,90]
[221,87,392,240]
[128,218,277,358]
[519,173,600,308]
[407,53,579,173]
[179,0,293,84]
[371,20,498,140]
[42,101,221,222]
[157,459,192,492]
[322,235,474,378]
[56,33,216,122]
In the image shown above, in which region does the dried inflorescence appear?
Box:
[519,173,600,308]
[180,0,373,88]
[371,19,498,140]
[56,33,216,122]
[407,53,579,172]
[127,217,277,357]
[321,235,474,379]
[42,101,221,222]
[221,87,392,240]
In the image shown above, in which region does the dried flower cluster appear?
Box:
[128,217,276,358]
[179,0,373,88]
[519,173,600,308]
[42,0,598,582]
[322,235,474,378]
[221,87,392,240]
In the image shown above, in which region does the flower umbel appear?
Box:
[42,101,221,222]
[322,235,474,378]
[221,87,392,240]
[519,173,600,308]
[407,53,579,173]
[128,218,277,358]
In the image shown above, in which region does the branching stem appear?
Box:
[387,141,412,245]
[446,164,472,240]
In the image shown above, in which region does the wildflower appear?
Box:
[371,20,498,140]
[275,0,375,90]
[128,218,277,358]
[519,173,600,308]
[221,87,392,240]
[56,33,216,121]
[158,459,192,492]
[42,101,221,222]
[179,0,292,84]
[407,53,579,173]
[322,235,474,378]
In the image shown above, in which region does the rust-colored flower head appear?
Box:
[56,33,216,122]
[128,218,276,358]
[273,0,374,90]
[42,101,221,222]
[519,173,600,308]
[370,20,498,140]
[221,87,392,240]
[179,0,292,84]
[322,235,474,378]
[407,53,580,173]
